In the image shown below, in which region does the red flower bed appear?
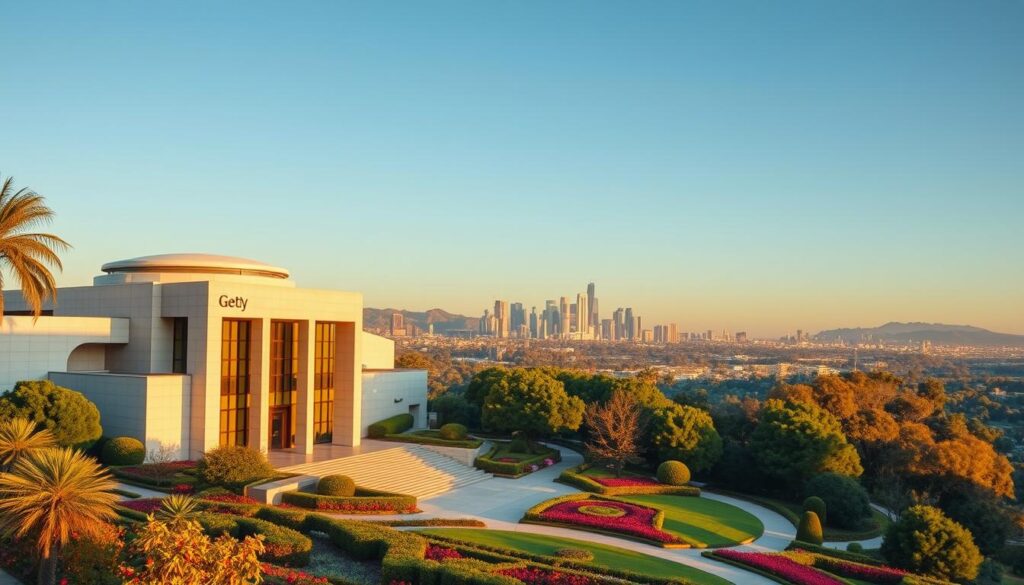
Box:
[538,499,680,544]
[593,477,660,487]
[499,567,592,585]
[714,550,844,585]
[171,484,195,494]
[262,563,329,585]
[202,493,260,505]
[810,555,907,584]
[313,500,417,514]
[425,544,463,561]
[119,498,164,514]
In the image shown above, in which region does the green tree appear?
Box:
[0,380,102,449]
[881,505,982,582]
[0,448,118,585]
[481,369,584,437]
[0,175,71,318]
[805,472,872,529]
[750,399,862,488]
[465,366,509,409]
[649,403,723,473]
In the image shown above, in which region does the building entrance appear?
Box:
[269,407,291,450]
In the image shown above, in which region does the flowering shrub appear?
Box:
[538,499,681,544]
[202,493,260,505]
[498,567,592,585]
[281,490,418,514]
[59,523,124,585]
[262,563,330,584]
[497,457,521,463]
[543,458,555,466]
[425,544,463,561]
[713,550,845,585]
[171,483,195,494]
[593,476,660,487]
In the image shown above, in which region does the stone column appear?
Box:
[295,320,316,454]
[248,318,271,452]
[332,321,362,446]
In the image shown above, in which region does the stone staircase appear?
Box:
[275,444,492,500]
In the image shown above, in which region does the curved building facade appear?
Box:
[0,253,427,459]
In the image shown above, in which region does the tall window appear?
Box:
[270,321,299,448]
[220,319,251,447]
[172,317,188,374]
[313,322,336,443]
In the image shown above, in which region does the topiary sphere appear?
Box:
[657,460,691,486]
[101,436,146,466]
[803,495,827,526]
[438,423,468,441]
[847,542,864,553]
[317,474,355,497]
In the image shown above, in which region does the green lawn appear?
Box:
[420,528,732,585]
[580,466,652,480]
[617,495,764,548]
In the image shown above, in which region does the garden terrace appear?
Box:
[558,464,701,496]
[474,442,561,477]
[376,429,485,449]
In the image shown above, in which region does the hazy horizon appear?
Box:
[2,1,1021,338]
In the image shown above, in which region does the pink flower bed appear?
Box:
[714,550,844,585]
[810,555,907,584]
[538,499,680,544]
[498,567,592,585]
[425,544,463,561]
[593,476,660,487]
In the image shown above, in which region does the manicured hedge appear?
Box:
[281,486,418,514]
[558,465,701,496]
[474,443,561,477]
[380,432,484,449]
[193,512,312,566]
[367,413,415,438]
[102,436,146,466]
[786,541,885,566]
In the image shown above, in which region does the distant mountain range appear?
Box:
[364,307,479,334]
[814,322,1024,347]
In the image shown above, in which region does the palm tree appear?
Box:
[157,493,199,524]
[0,175,71,318]
[0,447,118,585]
[0,418,56,472]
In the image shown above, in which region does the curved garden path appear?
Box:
[325,444,802,585]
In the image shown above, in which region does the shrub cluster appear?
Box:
[380,432,483,449]
[474,443,561,477]
[656,460,691,486]
[803,496,827,526]
[196,445,274,489]
[367,413,414,438]
[281,486,418,514]
[193,512,312,566]
[101,437,146,466]
[439,423,468,441]
[804,472,872,530]
[558,465,700,497]
[317,474,355,497]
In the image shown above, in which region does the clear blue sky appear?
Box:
[1,1,1021,337]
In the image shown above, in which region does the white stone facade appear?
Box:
[0,254,427,460]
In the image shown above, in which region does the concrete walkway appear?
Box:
[0,568,20,585]
[115,481,170,500]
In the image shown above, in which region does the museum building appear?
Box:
[0,253,427,460]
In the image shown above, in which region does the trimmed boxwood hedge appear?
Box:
[380,432,484,449]
[281,486,418,514]
[474,443,561,477]
[367,413,414,438]
[102,436,146,466]
[193,512,313,566]
[246,505,692,585]
[557,464,701,496]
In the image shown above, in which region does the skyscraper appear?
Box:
[668,323,678,344]
[576,292,589,339]
[624,308,635,341]
[601,319,612,340]
[587,282,598,332]
[390,312,405,337]
[529,307,538,339]
[494,300,509,338]
[510,302,526,336]
[559,297,570,339]
[613,308,624,341]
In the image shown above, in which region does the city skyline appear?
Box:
[1,2,1021,338]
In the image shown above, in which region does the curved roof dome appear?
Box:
[101,253,290,279]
